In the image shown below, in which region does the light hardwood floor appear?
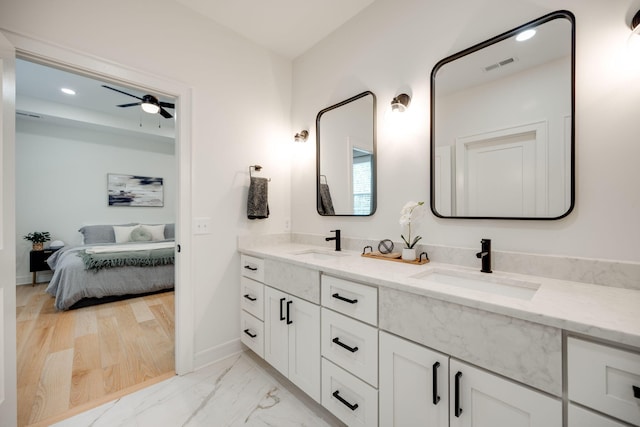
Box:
[16,284,175,427]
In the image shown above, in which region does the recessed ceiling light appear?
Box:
[60,87,76,95]
[516,29,536,42]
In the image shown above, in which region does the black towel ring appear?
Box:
[249,165,271,181]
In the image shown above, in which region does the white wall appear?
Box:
[0,0,292,366]
[15,118,176,284]
[292,0,640,263]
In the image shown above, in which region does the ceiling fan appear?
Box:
[102,85,175,119]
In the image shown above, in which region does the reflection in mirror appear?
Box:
[431,10,575,219]
[317,91,376,216]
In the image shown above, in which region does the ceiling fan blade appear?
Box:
[159,107,173,119]
[102,84,143,101]
[117,102,142,108]
[159,101,175,109]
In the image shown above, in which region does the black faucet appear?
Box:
[476,239,492,273]
[325,229,341,251]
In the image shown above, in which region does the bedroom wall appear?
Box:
[291,0,640,264]
[0,0,292,368]
[15,118,176,285]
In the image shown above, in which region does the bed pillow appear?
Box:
[113,225,139,243]
[164,223,175,239]
[130,226,153,242]
[79,223,136,244]
[141,224,166,241]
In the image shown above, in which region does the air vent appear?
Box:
[483,57,517,72]
[16,111,42,119]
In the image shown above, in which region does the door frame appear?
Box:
[2,29,195,376]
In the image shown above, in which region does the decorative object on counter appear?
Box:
[248,165,270,220]
[362,246,373,255]
[400,201,426,261]
[361,250,428,265]
[23,231,51,251]
[378,239,394,254]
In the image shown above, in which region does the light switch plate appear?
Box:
[193,217,211,235]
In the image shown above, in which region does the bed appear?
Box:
[45,223,175,310]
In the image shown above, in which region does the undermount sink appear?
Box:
[291,249,349,260]
[411,268,540,300]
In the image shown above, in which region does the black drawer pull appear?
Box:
[333,390,358,411]
[332,293,358,304]
[432,361,441,405]
[243,294,257,302]
[286,300,293,324]
[279,297,286,321]
[243,329,257,338]
[244,265,258,271]
[633,385,640,399]
[332,337,359,353]
[454,371,463,417]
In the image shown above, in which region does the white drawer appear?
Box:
[568,337,640,426]
[569,404,628,427]
[321,308,378,387]
[240,310,264,358]
[240,254,265,283]
[321,275,377,326]
[321,358,378,427]
[241,277,264,320]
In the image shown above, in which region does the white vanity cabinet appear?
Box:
[379,331,449,427]
[568,337,640,426]
[240,256,266,358]
[264,286,321,402]
[449,359,561,427]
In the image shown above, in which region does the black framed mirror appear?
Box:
[316,91,376,216]
[430,10,575,219]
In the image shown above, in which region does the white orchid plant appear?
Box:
[400,201,425,249]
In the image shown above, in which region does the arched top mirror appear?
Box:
[316,91,376,216]
[430,10,575,219]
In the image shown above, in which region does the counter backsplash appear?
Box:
[237,233,640,291]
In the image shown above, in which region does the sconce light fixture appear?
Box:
[390,93,411,113]
[631,10,640,33]
[294,130,309,142]
[628,10,640,52]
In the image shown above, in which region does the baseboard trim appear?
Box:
[16,272,52,286]
[193,338,243,371]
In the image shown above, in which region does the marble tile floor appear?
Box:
[52,352,345,427]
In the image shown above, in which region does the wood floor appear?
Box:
[16,284,175,427]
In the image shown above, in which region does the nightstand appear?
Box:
[29,248,60,285]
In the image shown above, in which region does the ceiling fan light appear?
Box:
[141,102,160,114]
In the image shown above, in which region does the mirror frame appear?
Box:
[316,90,377,216]
[430,10,575,220]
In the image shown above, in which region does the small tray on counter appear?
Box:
[361,250,429,265]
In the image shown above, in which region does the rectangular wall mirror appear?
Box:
[431,10,575,219]
[316,91,376,216]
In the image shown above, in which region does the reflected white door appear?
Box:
[0,31,17,426]
[434,146,453,216]
[456,122,547,217]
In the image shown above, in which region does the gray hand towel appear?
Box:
[319,183,335,215]
[248,177,269,219]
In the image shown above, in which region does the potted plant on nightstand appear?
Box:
[23,231,51,251]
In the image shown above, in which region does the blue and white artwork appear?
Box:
[107,174,164,207]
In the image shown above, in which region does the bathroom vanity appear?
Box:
[238,239,640,427]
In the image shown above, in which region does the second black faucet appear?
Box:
[476,238,492,273]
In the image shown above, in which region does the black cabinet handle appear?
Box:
[286,300,293,324]
[332,293,358,304]
[243,294,257,302]
[633,385,640,399]
[333,390,358,411]
[332,337,359,353]
[279,298,286,321]
[243,329,256,338]
[244,265,258,271]
[432,361,441,405]
[454,371,463,417]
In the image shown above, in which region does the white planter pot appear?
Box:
[402,248,416,261]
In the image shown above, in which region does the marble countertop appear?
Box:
[240,242,640,349]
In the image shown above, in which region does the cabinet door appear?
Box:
[264,287,289,377]
[288,295,320,402]
[379,331,448,427]
[450,359,561,427]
